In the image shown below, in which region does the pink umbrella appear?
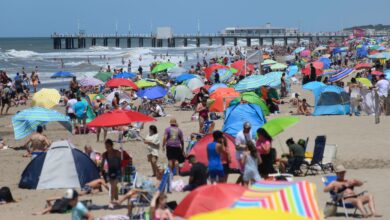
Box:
[300,50,311,57]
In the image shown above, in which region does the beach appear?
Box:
[0,82,389,219]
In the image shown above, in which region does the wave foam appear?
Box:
[5,49,38,58]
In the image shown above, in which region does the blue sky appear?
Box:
[0,0,389,37]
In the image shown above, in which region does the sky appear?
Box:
[0,0,389,37]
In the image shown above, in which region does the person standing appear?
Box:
[280,73,287,98]
[375,74,390,115]
[138,65,143,76]
[102,139,121,204]
[144,125,160,177]
[31,71,40,93]
[69,76,79,95]
[241,141,261,186]
[207,130,226,183]
[234,122,253,184]
[0,83,12,115]
[194,98,209,134]
[73,96,88,134]
[213,69,220,83]
[256,128,276,178]
[349,78,361,116]
[309,63,316,82]
[66,93,77,125]
[162,118,184,175]
[23,125,51,158]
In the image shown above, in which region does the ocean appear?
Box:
[0,37,291,89]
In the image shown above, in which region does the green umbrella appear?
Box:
[151,62,176,74]
[261,116,300,137]
[241,92,269,116]
[270,63,287,70]
[230,67,238,74]
[94,72,112,82]
[135,79,157,88]
[261,59,277,65]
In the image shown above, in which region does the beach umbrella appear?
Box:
[135,79,157,88]
[371,70,383,75]
[230,92,269,116]
[354,63,372,70]
[168,67,187,77]
[106,78,138,90]
[186,78,205,91]
[234,75,267,92]
[300,50,311,57]
[89,93,105,101]
[50,71,75,79]
[174,85,194,102]
[264,72,284,88]
[284,55,295,61]
[270,63,287,70]
[319,57,331,69]
[328,68,355,82]
[230,60,255,75]
[79,77,104,87]
[261,59,277,65]
[12,107,71,140]
[192,85,211,94]
[209,88,240,112]
[302,81,326,91]
[204,64,229,79]
[384,70,390,80]
[293,47,305,54]
[261,116,300,137]
[302,61,324,76]
[175,73,197,83]
[208,83,227,94]
[87,109,155,128]
[356,78,373,87]
[190,208,309,220]
[286,65,299,77]
[210,68,233,83]
[314,45,327,51]
[94,72,112,82]
[232,181,321,220]
[105,90,132,103]
[174,183,246,218]
[136,86,167,100]
[180,133,240,174]
[151,62,175,74]
[32,88,61,109]
[113,72,137,79]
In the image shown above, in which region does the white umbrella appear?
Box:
[168,67,187,78]
[186,78,204,91]
[174,85,194,102]
[105,90,131,103]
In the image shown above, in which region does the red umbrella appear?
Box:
[302,61,324,76]
[173,183,246,218]
[355,63,373,70]
[87,109,155,127]
[231,60,255,76]
[204,64,229,79]
[192,85,211,94]
[371,70,383,75]
[106,78,138,90]
[180,133,240,174]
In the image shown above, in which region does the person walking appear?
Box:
[162,118,184,175]
[144,125,160,177]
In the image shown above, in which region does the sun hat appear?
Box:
[335,164,346,173]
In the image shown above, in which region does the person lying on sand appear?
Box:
[79,178,109,196]
[324,165,381,218]
[23,125,51,158]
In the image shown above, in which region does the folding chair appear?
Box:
[322,175,359,218]
[322,144,337,173]
[304,145,326,176]
[127,174,154,220]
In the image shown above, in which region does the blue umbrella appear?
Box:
[286,65,298,77]
[384,70,390,80]
[113,72,137,79]
[293,47,305,54]
[208,83,227,93]
[50,71,75,78]
[264,72,283,88]
[136,86,167,100]
[175,73,196,83]
[302,81,326,91]
[319,57,331,69]
[12,107,71,140]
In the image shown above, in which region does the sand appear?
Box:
[0,83,389,219]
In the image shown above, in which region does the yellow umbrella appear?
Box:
[32,88,61,109]
[190,208,309,220]
[356,78,373,87]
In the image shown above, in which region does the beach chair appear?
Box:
[322,144,337,173]
[128,174,154,220]
[322,175,359,218]
[303,137,326,176]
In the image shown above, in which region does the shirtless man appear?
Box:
[324,165,381,218]
[296,99,311,116]
[69,76,79,95]
[23,125,50,158]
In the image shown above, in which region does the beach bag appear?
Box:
[324,201,337,218]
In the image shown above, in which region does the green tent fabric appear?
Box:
[230,92,270,116]
[81,98,96,123]
[261,116,300,137]
[94,72,112,82]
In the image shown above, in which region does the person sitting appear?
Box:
[150,191,173,220]
[23,125,51,158]
[324,165,381,218]
[279,138,305,175]
[289,93,301,107]
[0,187,16,204]
[183,155,207,191]
[150,102,165,117]
[79,178,109,196]
[296,99,311,116]
[84,145,101,165]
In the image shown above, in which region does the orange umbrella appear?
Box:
[209,88,240,112]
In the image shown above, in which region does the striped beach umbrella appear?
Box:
[210,68,232,83]
[12,107,70,140]
[234,75,267,92]
[233,180,322,220]
[79,77,104,86]
[328,68,355,83]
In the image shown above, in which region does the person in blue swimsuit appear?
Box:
[207,130,226,183]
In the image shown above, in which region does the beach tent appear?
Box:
[222,104,266,138]
[312,85,350,116]
[174,85,194,102]
[19,140,99,189]
[51,71,75,79]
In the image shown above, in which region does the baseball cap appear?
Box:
[243,121,251,129]
[63,189,78,200]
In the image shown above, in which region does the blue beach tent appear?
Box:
[222,104,266,138]
[19,140,99,189]
[51,71,75,78]
[312,85,350,116]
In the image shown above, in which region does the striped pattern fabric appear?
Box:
[233,181,321,220]
[210,68,233,83]
[234,75,271,92]
[12,107,70,140]
[329,68,355,82]
[79,77,104,86]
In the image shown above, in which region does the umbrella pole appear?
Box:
[118,130,124,190]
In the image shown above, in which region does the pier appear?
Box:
[51,32,389,49]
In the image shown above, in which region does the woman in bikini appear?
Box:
[31,71,39,93]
